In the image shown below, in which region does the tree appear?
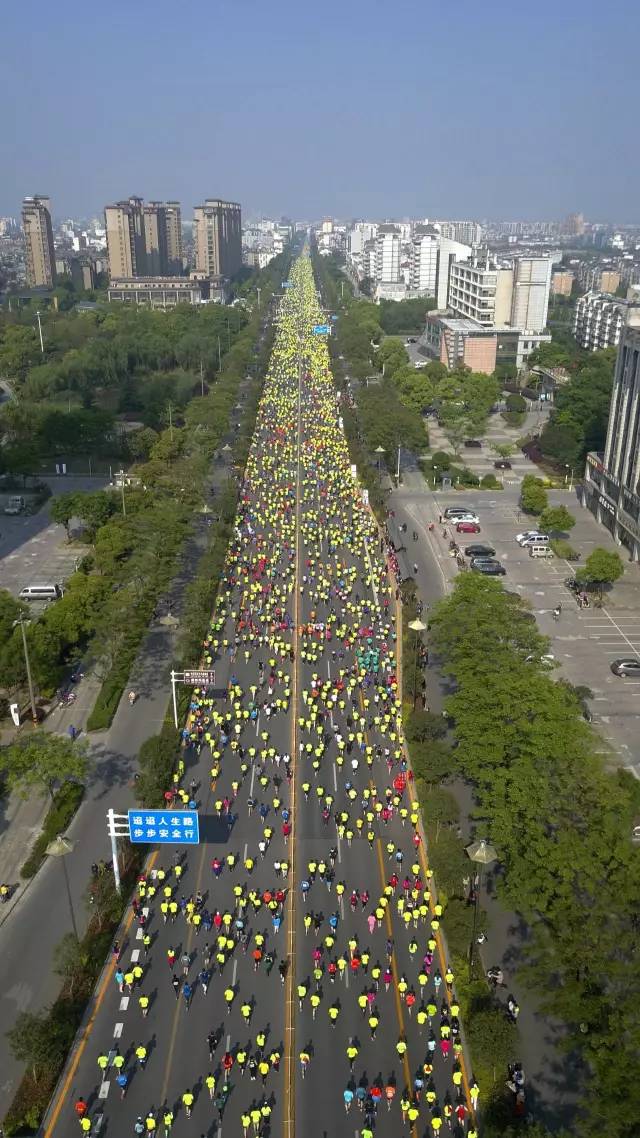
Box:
[53,933,90,996]
[377,337,409,378]
[127,426,158,460]
[520,474,548,515]
[1,439,42,484]
[581,547,624,596]
[0,732,88,798]
[491,443,515,459]
[49,492,82,540]
[506,392,526,412]
[539,505,576,534]
[538,420,584,467]
[0,587,26,642]
[7,1009,74,1083]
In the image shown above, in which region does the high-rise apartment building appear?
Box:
[583,309,640,558]
[105,197,147,277]
[573,292,636,351]
[551,270,574,297]
[164,202,183,274]
[410,225,439,294]
[193,199,242,278]
[374,225,401,283]
[143,203,168,277]
[510,257,552,333]
[438,220,483,247]
[22,195,57,287]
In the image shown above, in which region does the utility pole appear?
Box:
[217,336,222,370]
[167,401,174,441]
[257,287,261,309]
[121,479,127,517]
[200,358,205,397]
[35,310,44,354]
[14,615,38,725]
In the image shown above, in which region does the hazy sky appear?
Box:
[2,0,638,224]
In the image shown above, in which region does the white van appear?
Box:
[528,545,554,559]
[19,584,64,601]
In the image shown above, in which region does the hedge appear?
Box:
[20,782,84,878]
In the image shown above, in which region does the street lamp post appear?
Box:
[396,443,401,484]
[35,309,44,354]
[46,835,79,942]
[375,445,385,476]
[565,464,575,492]
[13,615,38,726]
[408,618,427,708]
[466,838,497,977]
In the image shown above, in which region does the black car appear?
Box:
[464,439,482,448]
[464,544,496,557]
[494,460,512,470]
[471,558,506,576]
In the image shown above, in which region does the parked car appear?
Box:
[610,658,640,676]
[494,460,512,470]
[449,512,480,525]
[444,506,475,519]
[470,558,506,575]
[456,521,481,533]
[464,544,496,557]
[464,439,482,448]
[516,530,547,545]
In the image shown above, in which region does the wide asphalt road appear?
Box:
[43,257,474,1138]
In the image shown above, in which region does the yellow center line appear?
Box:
[283,344,302,1138]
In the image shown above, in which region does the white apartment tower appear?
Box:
[410,225,439,294]
[375,225,401,282]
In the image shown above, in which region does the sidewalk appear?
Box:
[0,668,105,922]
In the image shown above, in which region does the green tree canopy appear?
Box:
[539,505,576,533]
[0,731,88,797]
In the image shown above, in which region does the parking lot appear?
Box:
[0,476,106,604]
[393,484,640,776]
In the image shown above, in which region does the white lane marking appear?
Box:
[119,997,129,1011]
[130,949,140,963]
[113,1022,123,1038]
[232,958,238,986]
[98,1081,110,1099]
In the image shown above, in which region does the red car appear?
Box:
[456,521,481,533]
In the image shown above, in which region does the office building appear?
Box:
[573,292,637,351]
[448,254,551,333]
[583,309,640,558]
[410,224,439,294]
[193,199,242,278]
[108,273,224,308]
[105,197,147,277]
[435,237,471,309]
[22,195,57,287]
[375,225,401,282]
[564,212,585,236]
[448,256,514,327]
[425,314,497,374]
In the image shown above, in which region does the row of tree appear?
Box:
[428,574,640,1138]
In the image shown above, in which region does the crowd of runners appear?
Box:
[63,254,475,1138]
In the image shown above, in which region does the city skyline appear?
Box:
[1,0,638,223]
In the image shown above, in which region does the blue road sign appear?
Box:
[282,280,293,288]
[330,314,338,321]
[312,324,330,335]
[128,809,200,845]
